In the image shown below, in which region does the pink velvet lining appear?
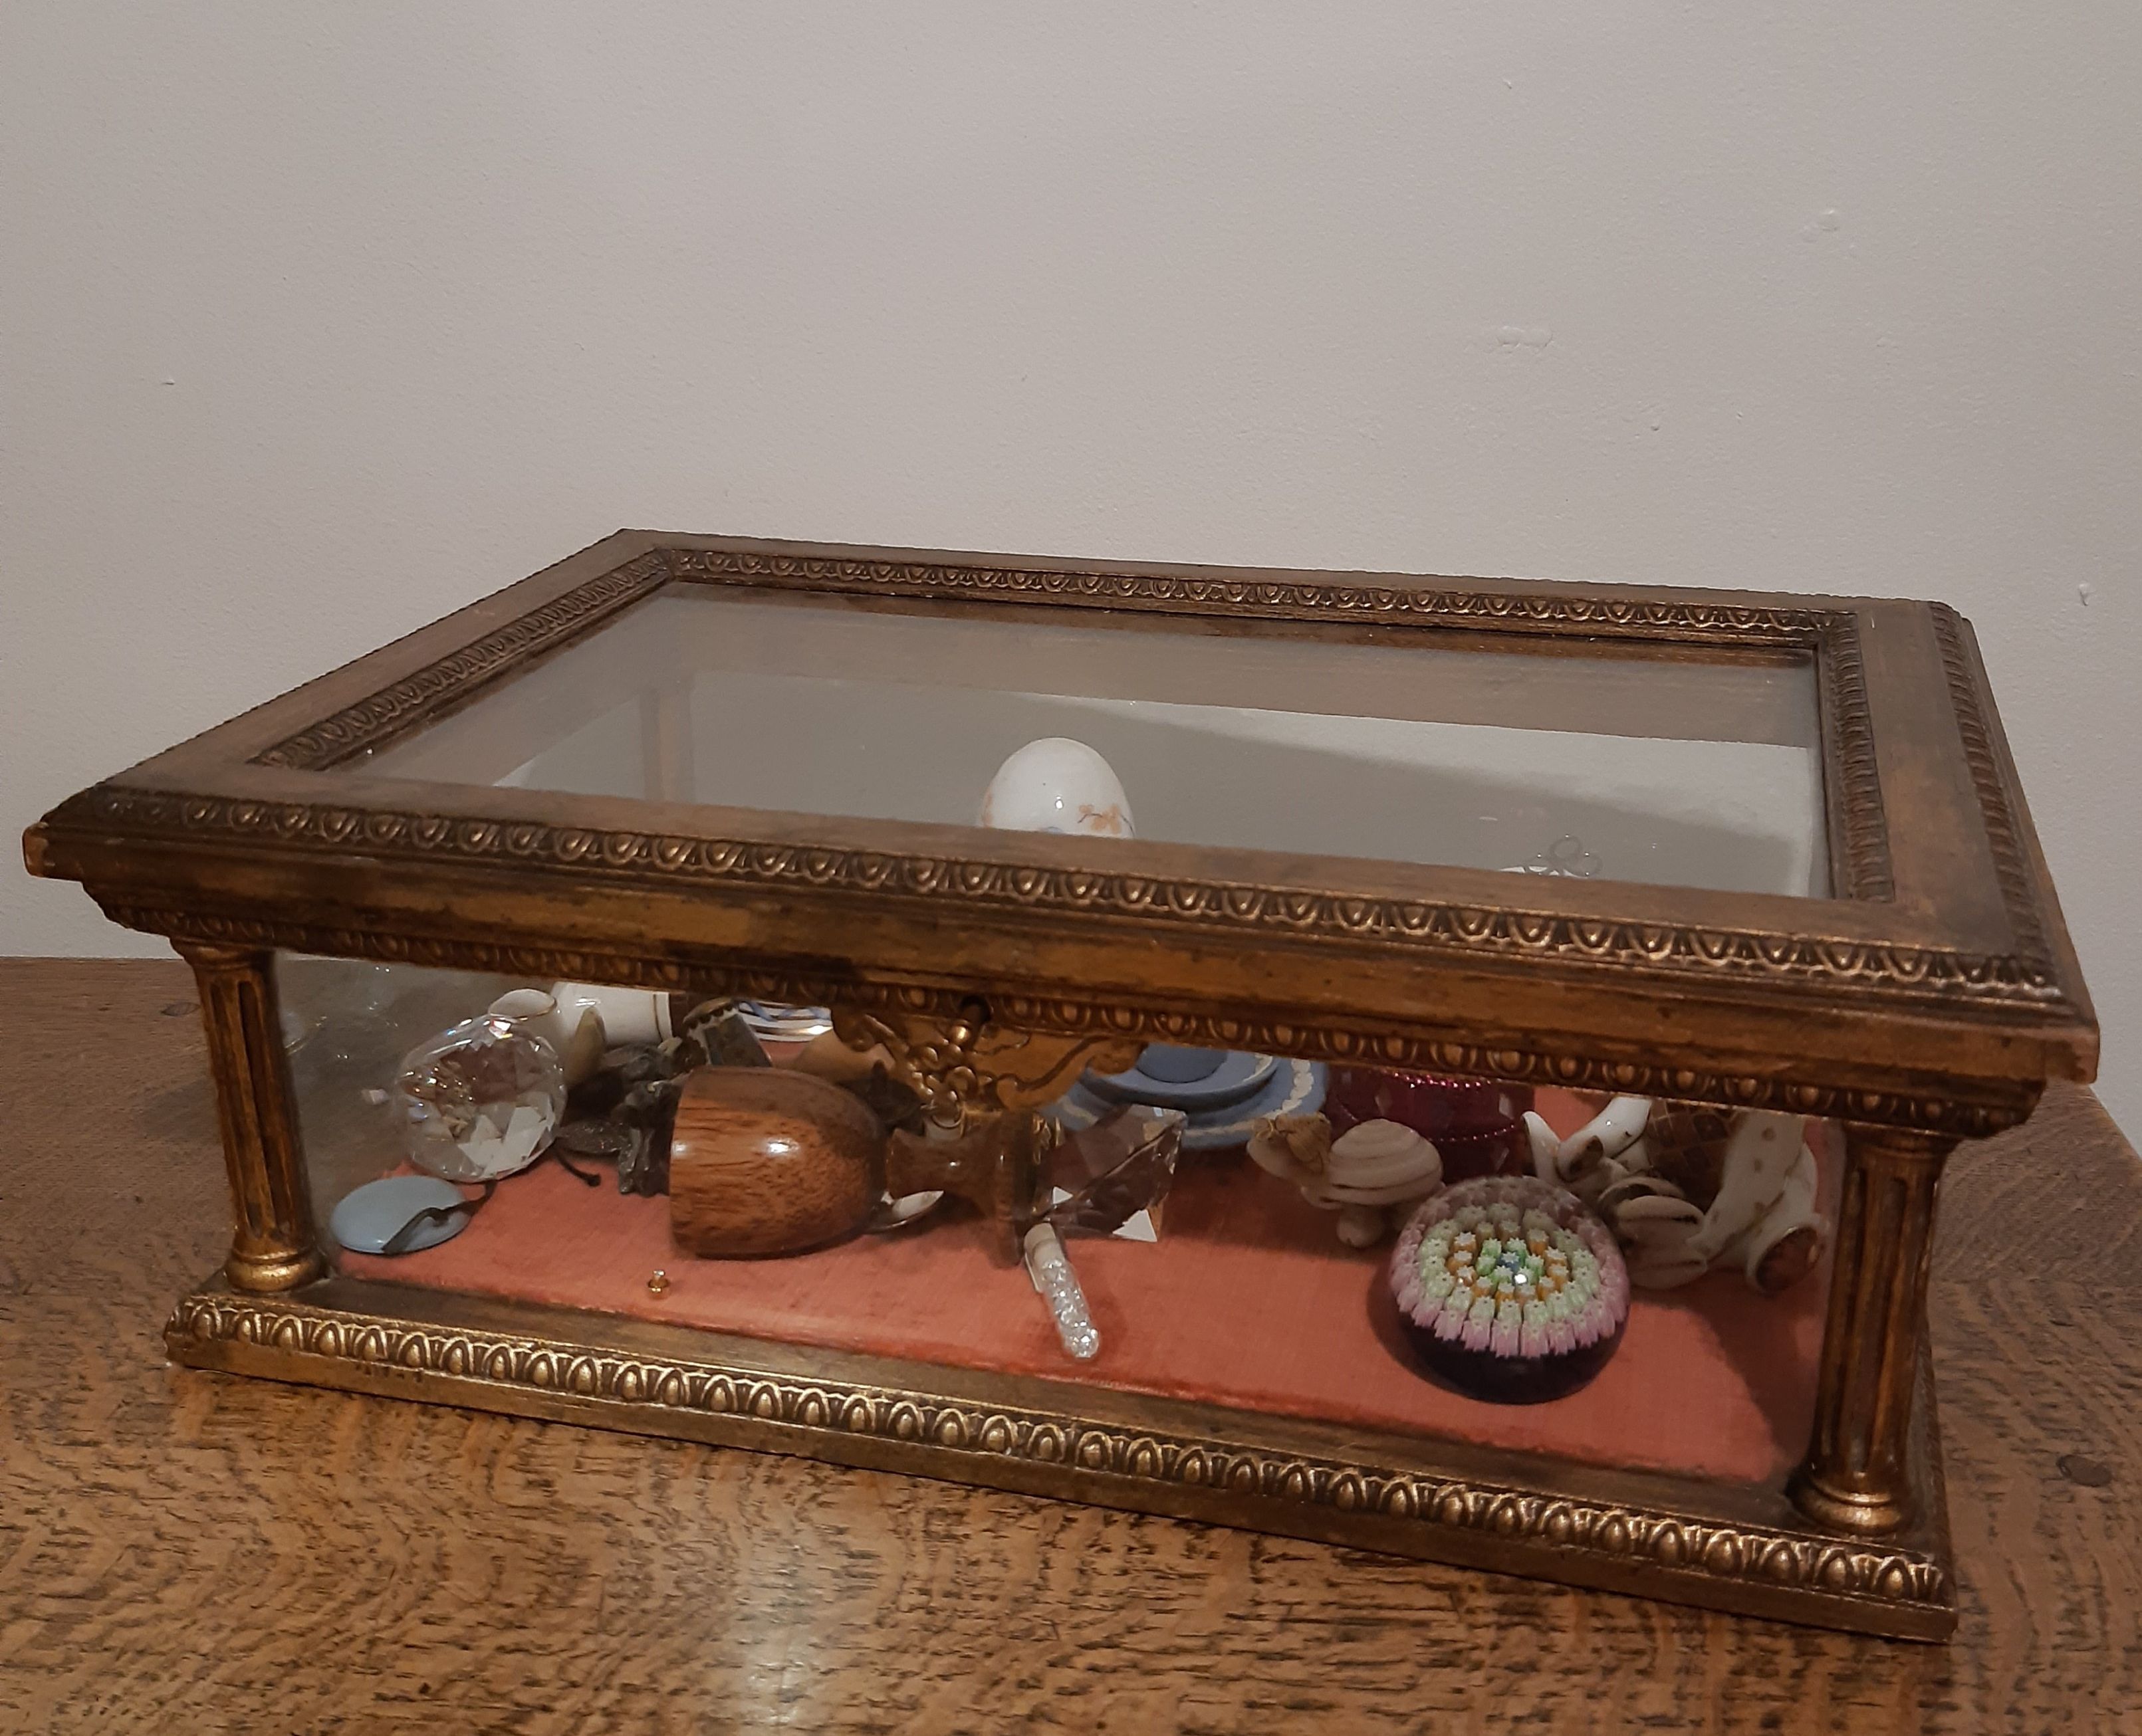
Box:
[340,1090,1832,1485]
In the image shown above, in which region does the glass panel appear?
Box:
[279,953,533,1211]
[358,588,1828,895]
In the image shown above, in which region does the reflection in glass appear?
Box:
[361,589,1828,897]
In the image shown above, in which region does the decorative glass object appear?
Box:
[393,1014,566,1182]
[1022,1224,1102,1359]
[1038,1104,1185,1238]
[1391,1177,1629,1404]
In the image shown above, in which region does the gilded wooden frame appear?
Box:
[168,1277,1956,1638]
[25,531,2097,1640]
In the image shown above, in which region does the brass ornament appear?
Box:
[830,995,1139,1131]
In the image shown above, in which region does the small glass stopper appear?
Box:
[1022,1224,1101,1360]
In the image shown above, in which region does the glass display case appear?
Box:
[25,532,2097,1639]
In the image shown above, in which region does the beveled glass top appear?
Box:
[359,586,1827,897]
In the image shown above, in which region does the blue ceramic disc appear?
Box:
[1085,1048,1279,1113]
[330,1174,475,1255]
[1057,1057,1326,1150]
[1133,1045,1227,1084]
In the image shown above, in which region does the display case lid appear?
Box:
[26,531,2097,1135]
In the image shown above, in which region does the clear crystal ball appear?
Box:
[394,1014,566,1181]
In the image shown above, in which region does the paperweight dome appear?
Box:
[1389,1176,1629,1404]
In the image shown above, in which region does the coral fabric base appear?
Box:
[340,1090,1831,1485]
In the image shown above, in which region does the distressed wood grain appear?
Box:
[0,960,2135,1734]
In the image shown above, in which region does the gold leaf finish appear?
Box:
[166,1286,1955,1636]
[92,905,2037,1137]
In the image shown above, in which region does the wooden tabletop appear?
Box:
[1,960,2135,1733]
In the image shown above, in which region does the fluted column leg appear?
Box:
[1789,1124,1954,1533]
[176,942,326,1292]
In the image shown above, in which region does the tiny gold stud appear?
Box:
[647,1269,671,1296]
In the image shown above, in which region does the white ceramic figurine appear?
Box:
[1535,1095,1829,1295]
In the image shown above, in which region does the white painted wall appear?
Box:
[5,4,2138,1131]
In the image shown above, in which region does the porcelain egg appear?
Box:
[978,738,1135,839]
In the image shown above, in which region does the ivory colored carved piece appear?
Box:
[1543,1095,1829,1295]
[1247,1112,1443,1247]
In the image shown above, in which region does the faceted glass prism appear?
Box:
[1040,1104,1185,1238]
